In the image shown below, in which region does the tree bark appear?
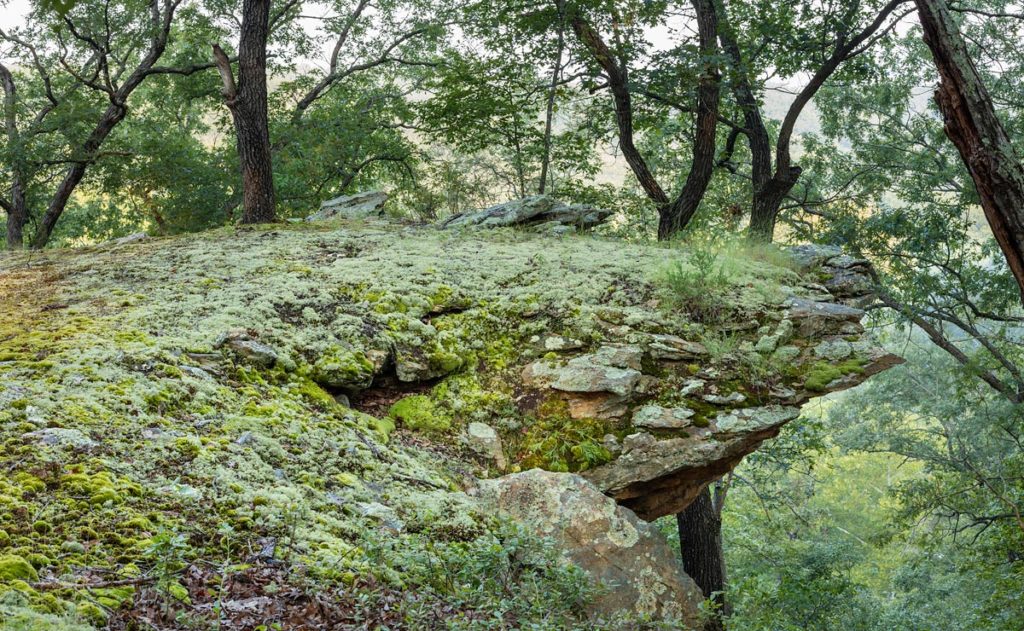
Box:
[215,0,277,225]
[915,0,1024,301]
[32,103,128,247]
[714,0,904,242]
[571,15,670,210]
[0,63,27,249]
[572,3,724,240]
[658,0,720,239]
[677,485,727,631]
[538,1,566,195]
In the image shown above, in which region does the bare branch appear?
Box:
[212,43,237,103]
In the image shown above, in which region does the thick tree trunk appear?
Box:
[915,0,1024,301]
[0,63,27,249]
[216,0,276,225]
[658,0,721,240]
[748,172,800,241]
[678,485,727,631]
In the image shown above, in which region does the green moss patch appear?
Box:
[389,395,452,432]
[803,358,868,392]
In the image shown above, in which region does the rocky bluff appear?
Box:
[0,221,898,628]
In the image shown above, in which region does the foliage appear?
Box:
[659,240,733,323]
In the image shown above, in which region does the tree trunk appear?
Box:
[571,16,671,212]
[678,485,727,631]
[32,103,128,248]
[715,0,903,243]
[748,171,800,241]
[0,63,27,249]
[658,0,721,240]
[27,0,188,248]
[215,0,276,225]
[713,0,773,240]
[538,0,566,195]
[5,175,26,249]
[915,0,1024,301]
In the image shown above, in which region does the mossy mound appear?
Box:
[0,221,883,628]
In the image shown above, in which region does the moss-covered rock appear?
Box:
[0,220,900,628]
[0,555,38,582]
[389,395,451,432]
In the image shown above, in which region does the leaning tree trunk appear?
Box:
[215,0,276,225]
[678,485,727,631]
[658,0,721,240]
[915,0,1024,301]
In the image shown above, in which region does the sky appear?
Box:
[0,0,30,30]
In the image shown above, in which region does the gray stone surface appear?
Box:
[632,404,695,429]
[437,195,614,231]
[479,470,703,626]
[467,422,507,470]
[307,190,388,221]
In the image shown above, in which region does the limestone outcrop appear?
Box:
[306,189,388,221]
[0,223,898,628]
[436,195,614,233]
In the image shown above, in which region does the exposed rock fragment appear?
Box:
[467,422,507,470]
[307,190,388,221]
[785,297,865,337]
[585,406,802,519]
[540,335,584,351]
[647,334,708,360]
[702,391,746,405]
[787,244,844,269]
[551,362,642,397]
[215,331,279,368]
[478,470,703,626]
[632,404,695,429]
[437,195,613,232]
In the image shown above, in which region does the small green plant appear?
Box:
[143,530,190,616]
[660,243,733,323]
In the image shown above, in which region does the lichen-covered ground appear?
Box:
[0,220,817,629]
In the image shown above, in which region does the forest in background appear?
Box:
[2,0,1024,629]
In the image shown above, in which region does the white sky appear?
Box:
[0,0,30,29]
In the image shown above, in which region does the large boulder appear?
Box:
[437,195,614,232]
[306,190,388,221]
[479,470,704,627]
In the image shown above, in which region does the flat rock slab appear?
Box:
[584,406,802,519]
